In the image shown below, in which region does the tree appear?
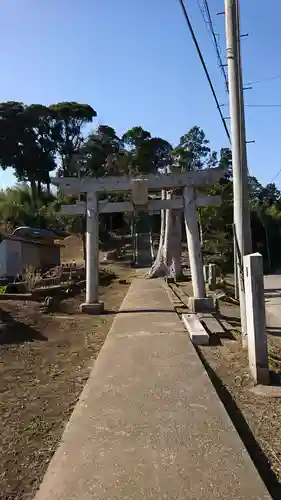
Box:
[0,184,57,230]
[25,104,57,193]
[149,126,217,279]
[0,101,25,168]
[78,125,124,177]
[0,101,97,198]
[121,126,177,275]
[172,126,217,171]
[198,149,233,274]
[122,126,172,174]
[0,102,56,199]
[261,183,281,206]
[50,102,97,176]
[248,180,281,270]
[248,176,263,205]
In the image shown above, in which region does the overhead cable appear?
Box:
[178,0,231,142]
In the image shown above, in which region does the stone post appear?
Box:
[208,263,216,288]
[203,265,209,283]
[80,193,104,314]
[243,253,269,385]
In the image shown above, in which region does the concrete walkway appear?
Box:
[34,279,271,500]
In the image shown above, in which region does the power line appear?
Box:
[247,74,281,85]
[245,104,281,108]
[178,0,231,142]
[200,0,229,92]
[221,102,281,108]
[269,168,281,184]
[196,0,228,90]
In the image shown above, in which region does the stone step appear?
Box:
[182,313,210,345]
[198,313,225,334]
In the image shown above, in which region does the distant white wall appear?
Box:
[0,239,23,277]
[7,240,22,276]
[0,240,8,277]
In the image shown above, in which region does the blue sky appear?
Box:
[0,0,280,189]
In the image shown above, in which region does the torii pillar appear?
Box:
[80,193,104,314]
[183,185,214,313]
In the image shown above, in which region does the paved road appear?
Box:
[264,272,281,329]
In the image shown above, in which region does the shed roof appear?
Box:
[0,233,63,248]
[12,226,66,240]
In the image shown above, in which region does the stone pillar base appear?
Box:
[80,302,104,314]
[188,297,215,313]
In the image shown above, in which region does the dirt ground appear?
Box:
[169,278,281,498]
[0,233,135,500]
[2,229,281,500]
[197,298,281,499]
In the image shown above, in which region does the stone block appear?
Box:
[182,313,209,345]
[188,296,215,313]
[80,302,104,314]
[249,384,281,398]
[131,178,148,206]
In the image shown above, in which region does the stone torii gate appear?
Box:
[53,166,225,313]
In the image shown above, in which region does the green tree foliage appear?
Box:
[0,101,96,198]
[0,102,57,198]
[173,126,217,171]
[248,176,281,269]
[122,126,172,174]
[78,125,124,177]
[0,185,56,229]
[50,102,96,176]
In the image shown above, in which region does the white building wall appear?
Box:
[0,239,23,277]
[0,240,8,277]
[6,240,22,276]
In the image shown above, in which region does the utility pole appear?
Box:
[235,0,251,229]
[224,0,252,347]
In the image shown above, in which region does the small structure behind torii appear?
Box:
[53,166,225,313]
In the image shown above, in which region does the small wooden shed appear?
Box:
[0,228,65,279]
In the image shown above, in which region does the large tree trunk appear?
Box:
[46,179,51,194]
[81,216,87,267]
[148,191,167,277]
[30,179,37,202]
[198,210,203,245]
[148,191,182,278]
[168,209,182,277]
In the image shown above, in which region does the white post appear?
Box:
[233,223,238,300]
[208,263,216,288]
[243,253,269,385]
[203,265,209,283]
[86,193,98,303]
[183,185,205,298]
[81,193,103,313]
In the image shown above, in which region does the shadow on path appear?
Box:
[196,347,281,500]
[103,308,177,315]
